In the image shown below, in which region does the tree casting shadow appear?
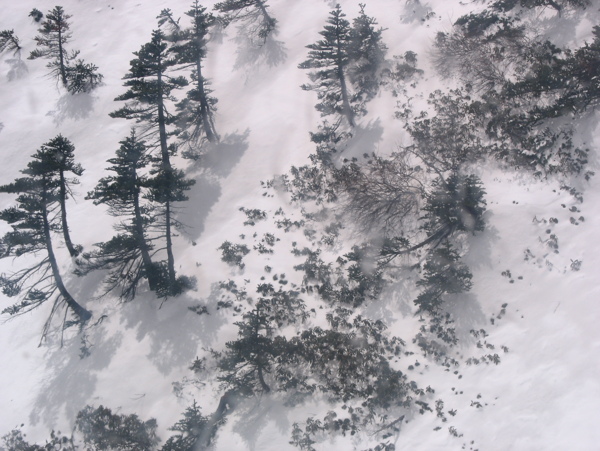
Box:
[52,92,95,124]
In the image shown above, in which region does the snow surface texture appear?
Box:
[0,0,599,450]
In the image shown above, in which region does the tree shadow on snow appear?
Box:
[230,396,292,451]
[52,92,95,124]
[463,217,499,271]
[5,58,28,81]
[337,119,384,162]
[118,291,227,375]
[233,27,287,73]
[445,292,487,346]
[400,0,434,24]
[177,131,249,241]
[29,323,123,429]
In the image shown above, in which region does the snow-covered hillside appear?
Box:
[0,0,599,450]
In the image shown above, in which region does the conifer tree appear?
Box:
[0,148,91,328]
[161,401,209,451]
[29,6,74,87]
[348,4,387,102]
[171,1,219,144]
[299,4,357,126]
[214,0,277,43]
[37,135,83,257]
[0,30,22,57]
[81,130,160,301]
[28,6,102,93]
[110,29,194,296]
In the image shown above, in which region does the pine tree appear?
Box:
[217,283,307,396]
[110,29,194,297]
[81,130,161,301]
[0,148,92,329]
[37,135,83,257]
[0,30,22,57]
[75,405,160,450]
[29,6,76,87]
[214,0,277,43]
[28,6,102,93]
[348,4,387,102]
[171,1,219,144]
[299,5,357,126]
[161,401,209,451]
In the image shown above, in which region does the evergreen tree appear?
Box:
[299,5,357,126]
[37,135,83,257]
[217,283,308,396]
[0,30,22,57]
[81,130,160,301]
[348,4,387,102]
[171,1,219,144]
[161,401,209,451]
[0,148,92,329]
[110,29,194,297]
[214,0,277,43]
[75,405,160,451]
[28,6,102,93]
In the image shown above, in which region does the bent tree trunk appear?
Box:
[42,186,91,322]
[59,169,78,257]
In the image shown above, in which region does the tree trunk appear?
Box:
[338,64,355,127]
[196,58,218,142]
[42,180,91,322]
[57,25,68,87]
[156,65,178,294]
[199,390,238,448]
[335,31,355,127]
[132,180,157,292]
[59,169,78,257]
[257,363,271,393]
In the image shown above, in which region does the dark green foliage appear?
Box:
[79,132,158,301]
[0,30,22,57]
[0,142,91,325]
[111,28,193,297]
[491,0,589,13]
[347,4,387,102]
[36,135,83,257]
[295,244,385,307]
[29,8,44,22]
[65,60,103,94]
[161,401,208,451]
[434,12,527,92]
[218,241,250,268]
[421,173,487,237]
[214,0,277,42]
[171,1,219,144]
[294,309,410,409]
[28,6,75,86]
[299,5,358,126]
[414,242,473,316]
[28,7,102,93]
[434,3,595,177]
[110,30,188,124]
[1,427,74,451]
[75,405,159,451]
[217,284,308,395]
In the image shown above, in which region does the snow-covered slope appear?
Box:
[0,1,599,449]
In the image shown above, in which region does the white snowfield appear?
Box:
[0,0,599,450]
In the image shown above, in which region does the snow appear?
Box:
[1,0,599,449]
